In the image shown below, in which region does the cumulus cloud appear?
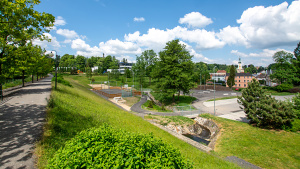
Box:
[56,29,79,39]
[237,0,300,48]
[179,41,213,63]
[134,17,145,22]
[231,48,293,66]
[71,38,142,57]
[179,12,213,28]
[54,16,66,26]
[125,26,224,52]
[33,33,60,49]
[217,26,248,46]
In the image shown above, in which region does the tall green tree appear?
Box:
[292,42,300,85]
[0,0,55,98]
[152,39,194,103]
[227,65,236,88]
[132,50,157,86]
[270,51,298,84]
[76,55,86,71]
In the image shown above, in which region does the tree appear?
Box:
[76,55,86,72]
[0,0,55,98]
[86,67,92,79]
[270,51,298,84]
[238,79,296,129]
[292,42,300,85]
[152,39,194,103]
[245,64,257,74]
[132,50,157,86]
[227,65,236,88]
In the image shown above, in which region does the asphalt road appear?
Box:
[0,75,52,169]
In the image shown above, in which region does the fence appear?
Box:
[172,105,194,112]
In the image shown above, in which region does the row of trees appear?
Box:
[58,54,119,74]
[270,43,300,86]
[0,0,55,98]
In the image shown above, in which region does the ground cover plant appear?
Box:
[47,126,193,168]
[199,114,300,169]
[37,74,240,169]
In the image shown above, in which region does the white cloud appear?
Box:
[33,33,60,49]
[179,41,213,63]
[99,39,142,55]
[55,16,66,26]
[236,1,300,48]
[71,38,142,57]
[217,26,248,46]
[125,26,224,52]
[134,17,145,22]
[231,48,293,66]
[179,12,213,28]
[56,29,79,39]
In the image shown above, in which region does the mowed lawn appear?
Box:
[37,75,240,169]
[200,114,300,169]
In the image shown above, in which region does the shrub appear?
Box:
[288,87,300,93]
[47,126,193,168]
[52,75,72,87]
[275,83,293,92]
[292,93,300,119]
[238,79,296,129]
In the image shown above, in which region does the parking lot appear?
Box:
[191,89,294,122]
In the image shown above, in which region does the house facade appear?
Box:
[226,73,254,88]
[210,70,227,82]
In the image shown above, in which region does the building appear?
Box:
[107,62,134,74]
[226,73,254,88]
[237,57,244,73]
[210,70,227,82]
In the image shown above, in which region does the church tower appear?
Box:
[237,57,244,73]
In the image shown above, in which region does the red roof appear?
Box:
[217,70,226,73]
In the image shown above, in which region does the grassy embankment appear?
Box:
[199,114,300,169]
[36,74,240,169]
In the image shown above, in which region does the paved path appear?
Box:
[0,75,52,169]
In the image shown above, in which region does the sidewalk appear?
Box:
[0,75,52,169]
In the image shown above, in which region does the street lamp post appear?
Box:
[213,66,217,116]
[49,50,58,89]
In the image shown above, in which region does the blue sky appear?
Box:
[34,0,300,67]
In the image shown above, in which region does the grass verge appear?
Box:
[199,114,300,169]
[36,75,240,169]
[206,96,237,102]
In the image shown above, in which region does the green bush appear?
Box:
[47,126,193,168]
[238,79,296,129]
[275,83,293,92]
[52,75,72,87]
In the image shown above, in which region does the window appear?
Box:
[244,80,246,82]
[247,80,249,82]
[239,80,240,82]
[239,76,240,78]
[244,84,246,87]
[235,80,237,82]
[239,84,241,86]
[235,84,237,86]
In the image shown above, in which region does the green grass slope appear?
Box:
[200,114,300,169]
[37,75,239,169]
